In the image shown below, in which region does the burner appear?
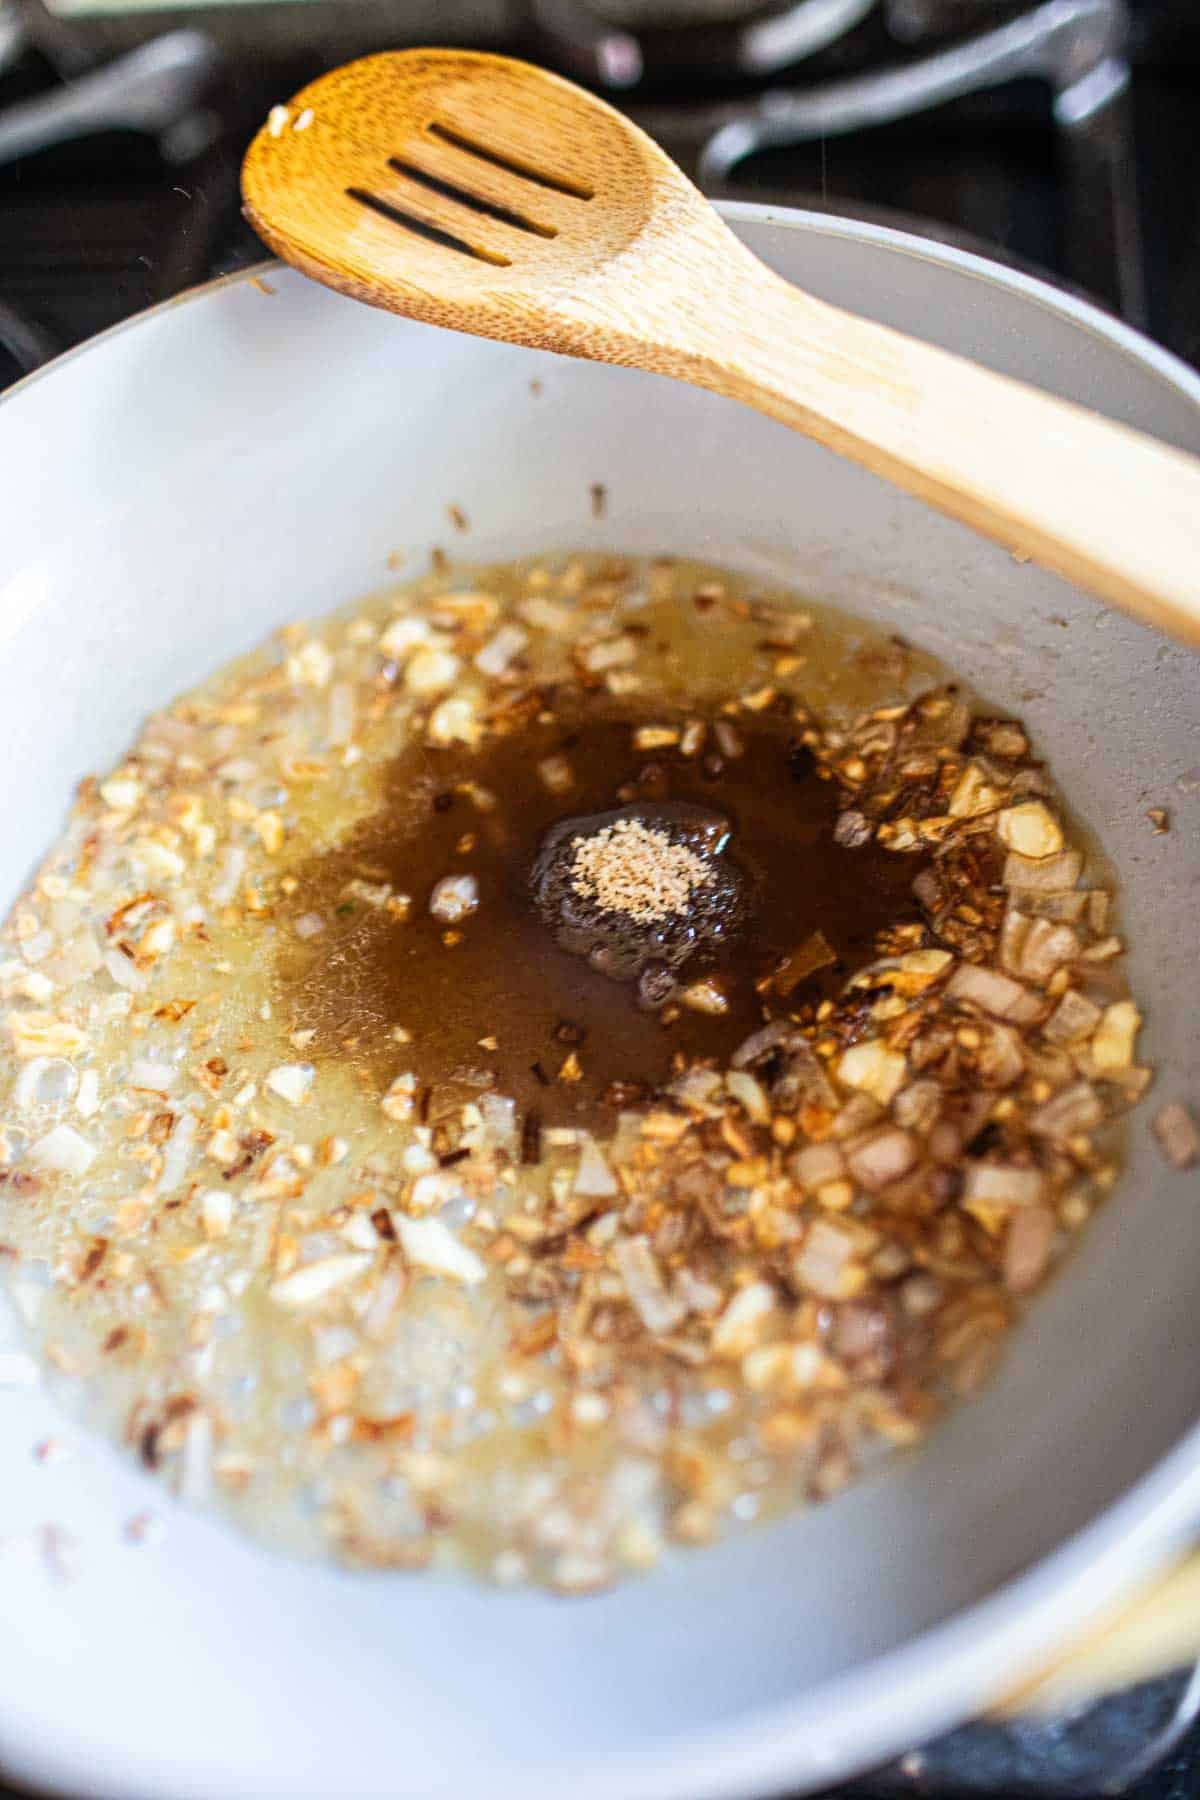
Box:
[529,0,1146,324]
[530,0,879,85]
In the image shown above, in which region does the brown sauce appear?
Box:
[274,696,926,1128]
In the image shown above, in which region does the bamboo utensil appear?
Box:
[243,49,1200,646]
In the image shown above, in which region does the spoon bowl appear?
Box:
[242,51,683,343]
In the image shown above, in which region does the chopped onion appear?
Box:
[832,1092,885,1139]
[613,1236,685,1335]
[1091,1000,1141,1072]
[574,1134,619,1198]
[1003,848,1083,894]
[363,1259,407,1340]
[962,1162,1045,1207]
[725,1069,770,1125]
[28,1123,95,1176]
[674,1267,722,1315]
[75,1069,100,1118]
[793,1219,857,1299]
[1021,890,1088,923]
[326,681,356,747]
[893,1080,942,1133]
[710,1280,777,1356]
[160,1109,197,1192]
[177,1410,214,1505]
[201,1189,233,1239]
[211,845,246,906]
[478,1092,518,1152]
[475,623,528,677]
[379,614,432,660]
[127,1059,177,1093]
[790,1141,846,1192]
[731,1020,793,1069]
[845,1128,919,1192]
[14,1057,78,1112]
[395,1215,486,1286]
[427,695,482,748]
[996,801,1063,859]
[833,1301,892,1362]
[103,948,146,993]
[265,1064,314,1106]
[1152,1102,1200,1170]
[669,1067,724,1110]
[678,976,728,1016]
[773,1037,839,1110]
[947,962,1042,1024]
[1029,1081,1103,1140]
[1016,919,1080,984]
[975,1024,1026,1090]
[928,1120,963,1165]
[409,1171,465,1215]
[1044,988,1103,1044]
[837,1041,907,1106]
[1003,1207,1056,1291]
[429,874,478,923]
[270,1252,373,1308]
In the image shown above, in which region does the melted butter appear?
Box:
[274,696,925,1128]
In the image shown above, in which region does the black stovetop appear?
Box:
[1,4,1198,389]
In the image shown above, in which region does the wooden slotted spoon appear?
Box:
[242,49,1200,644]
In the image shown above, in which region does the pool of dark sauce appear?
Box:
[274,697,927,1131]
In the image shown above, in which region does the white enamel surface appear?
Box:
[0,209,1198,1800]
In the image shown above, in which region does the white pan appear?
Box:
[0,205,1198,1800]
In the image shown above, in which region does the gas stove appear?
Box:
[0,0,1197,394]
[0,2,1198,1795]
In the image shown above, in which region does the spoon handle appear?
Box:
[620,251,1200,645]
